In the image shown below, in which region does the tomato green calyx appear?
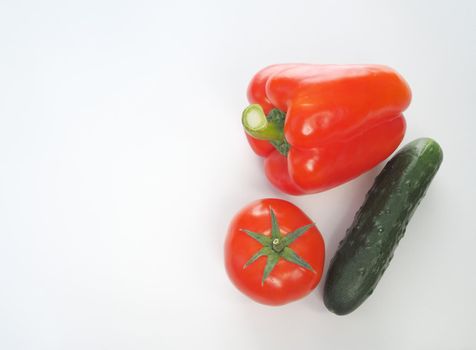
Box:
[240,207,316,285]
[242,104,290,156]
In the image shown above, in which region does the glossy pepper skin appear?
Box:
[243,64,412,195]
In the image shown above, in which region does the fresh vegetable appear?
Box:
[324,138,443,315]
[242,64,412,195]
[224,198,325,305]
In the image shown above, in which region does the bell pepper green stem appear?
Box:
[242,104,284,142]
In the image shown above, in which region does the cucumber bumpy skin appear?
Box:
[324,138,443,315]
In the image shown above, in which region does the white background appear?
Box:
[1,0,475,349]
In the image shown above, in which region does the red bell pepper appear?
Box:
[242,64,412,195]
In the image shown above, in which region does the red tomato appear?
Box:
[224,198,325,305]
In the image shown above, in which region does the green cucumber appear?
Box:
[324,138,443,315]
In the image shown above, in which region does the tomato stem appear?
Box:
[272,238,285,253]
